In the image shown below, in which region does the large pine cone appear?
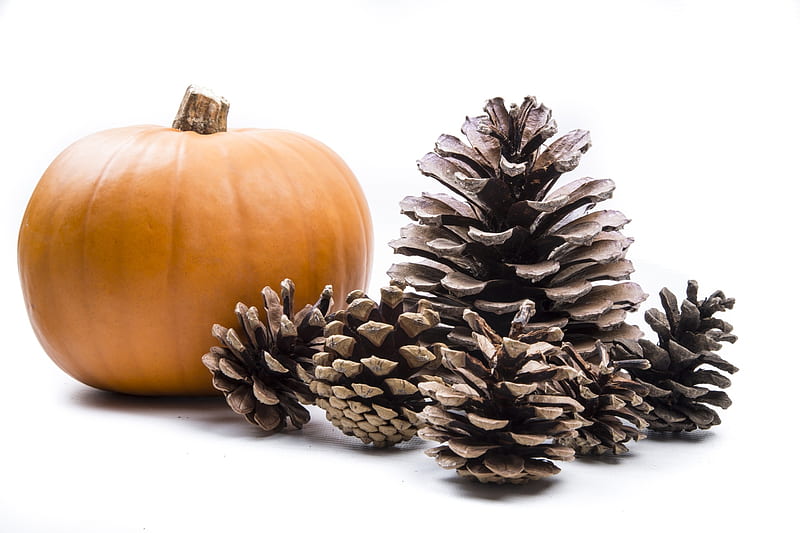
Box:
[310,286,442,447]
[610,280,738,432]
[416,305,591,484]
[202,279,331,434]
[389,96,646,351]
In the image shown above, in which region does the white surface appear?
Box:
[1,1,797,531]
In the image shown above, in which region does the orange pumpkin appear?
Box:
[18,86,373,396]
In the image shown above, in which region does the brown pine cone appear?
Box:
[417,304,591,484]
[310,286,442,447]
[389,95,646,351]
[553,342,652,455]
[202,279,331,434]
[610,280,738,432]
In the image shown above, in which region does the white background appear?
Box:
[1,1,797,531]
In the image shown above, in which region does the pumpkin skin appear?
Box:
[18,125,373,395]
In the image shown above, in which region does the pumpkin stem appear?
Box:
[172,85,229,134]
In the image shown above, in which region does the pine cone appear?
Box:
[202,279,332,434]
[388,96,646,350]
[416,303,591,484]
[310,286,441,447]
[610,280,738,432]
[553,342,652,455]
[443,299,652,455]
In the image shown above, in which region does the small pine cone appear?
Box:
[553,342,652,456]
[417,304,591,484]
[389,95,646,350]
[202,279,332,434]
[611,280,738,432]
[310,286,442,447]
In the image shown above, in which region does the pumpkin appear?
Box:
[18,85,373,396]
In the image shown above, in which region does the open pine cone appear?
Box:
[310,285,442,447]
[389,96,646,351]
[416,304,591,484]
[552,342,652,455]
[202,279,331,434]
[610,280,738,432]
